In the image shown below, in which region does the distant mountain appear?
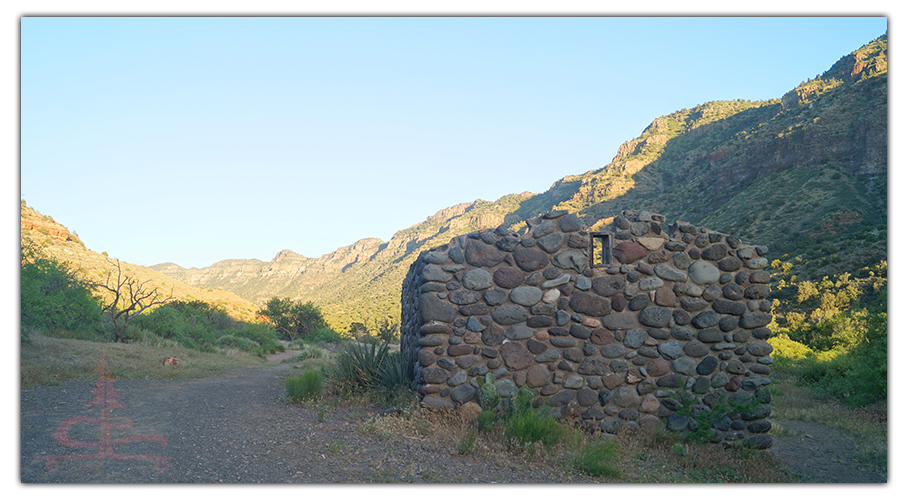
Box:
[152,34,887,333]
[151,193,536,331]
[20,201,261,322]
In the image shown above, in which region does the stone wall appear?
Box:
[400,210,775,448]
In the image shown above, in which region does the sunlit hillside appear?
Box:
[21,200,261,322]
[152,35,886,333]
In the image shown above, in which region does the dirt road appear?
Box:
[20,357,884,483]
[20,362,590,483]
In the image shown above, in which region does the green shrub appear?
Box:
[477,409,498,432]
[474,377,618,472]
[666,387,765,444]
[285,370,325,403]
[287,338,307,350]
[311,327,345,344]
[501,388,566,452]
[329,340,389,390]
[769,334,814,362]
[20,250,102,338]
[504,407,566,450]
[133,303,217,349]
[131,300,278,355]
[326,340,415,407]
[458,429,477,456]
[118,323,150,344]
[375,350,413,391]
[475,377,566,448]
[225,322,281,354]
[797,292,886,406]
[779,289,887,408]
[217,334,261,354]
[294,346,324,361]
[572,439,621,478]
[258,296,327,342]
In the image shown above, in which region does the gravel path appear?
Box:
[20,363,593,483]
[20,359,883,483]
[768,420,885,483]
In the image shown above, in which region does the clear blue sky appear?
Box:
[19,16,887,269]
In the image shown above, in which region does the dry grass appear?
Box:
[361,405,797,483]
[361,405,591,475]
[615,428,799,482]
[21,329,269,388]
[280,347,337,373]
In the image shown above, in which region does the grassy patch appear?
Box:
[292,346,325,362]
[458,429,477,456]
[616,428,798,483]
[21,329,267,388]
[570,438,622,478]
[358,374,833,483]
[284,370,325,403]
[503,405,567,452]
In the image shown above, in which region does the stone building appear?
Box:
[400,210,774,448]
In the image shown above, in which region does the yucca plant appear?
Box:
[375,350,413,391]
[328,339,393,390]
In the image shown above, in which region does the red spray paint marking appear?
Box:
[40,351,170,472]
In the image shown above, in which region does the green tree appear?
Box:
[20,238,101,339]
[797,289,887,406]
[375,318,399,343]
[796,281,818,303]
[347,321,369,340]
[258,296,327,342]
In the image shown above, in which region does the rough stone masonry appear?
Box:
[400,210,774,449]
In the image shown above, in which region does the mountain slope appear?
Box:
[21,201,261,322]
[151,34,887,333]
[152,193,536,331]
[542,34,887,278]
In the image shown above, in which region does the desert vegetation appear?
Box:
[274,340,814,482]
[20,233,887,482]
[22,237,292,360]
[19,35,887,483]
[767,258,887,408]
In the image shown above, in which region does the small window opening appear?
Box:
[590,232,611,268]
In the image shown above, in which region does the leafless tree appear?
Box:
[92,259,173,342]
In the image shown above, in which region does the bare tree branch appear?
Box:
[90,258,173,342]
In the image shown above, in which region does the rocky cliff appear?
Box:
[151,34,887,334]
[20,202,81,244]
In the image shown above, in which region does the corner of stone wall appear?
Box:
[400,209,775,449]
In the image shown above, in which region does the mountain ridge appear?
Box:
[142,34,885,333]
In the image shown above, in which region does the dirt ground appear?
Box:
[767,420,885,483]
[19,353,885,484]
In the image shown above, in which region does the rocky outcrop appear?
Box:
[21,218,76,243]
[427,202,475,222]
